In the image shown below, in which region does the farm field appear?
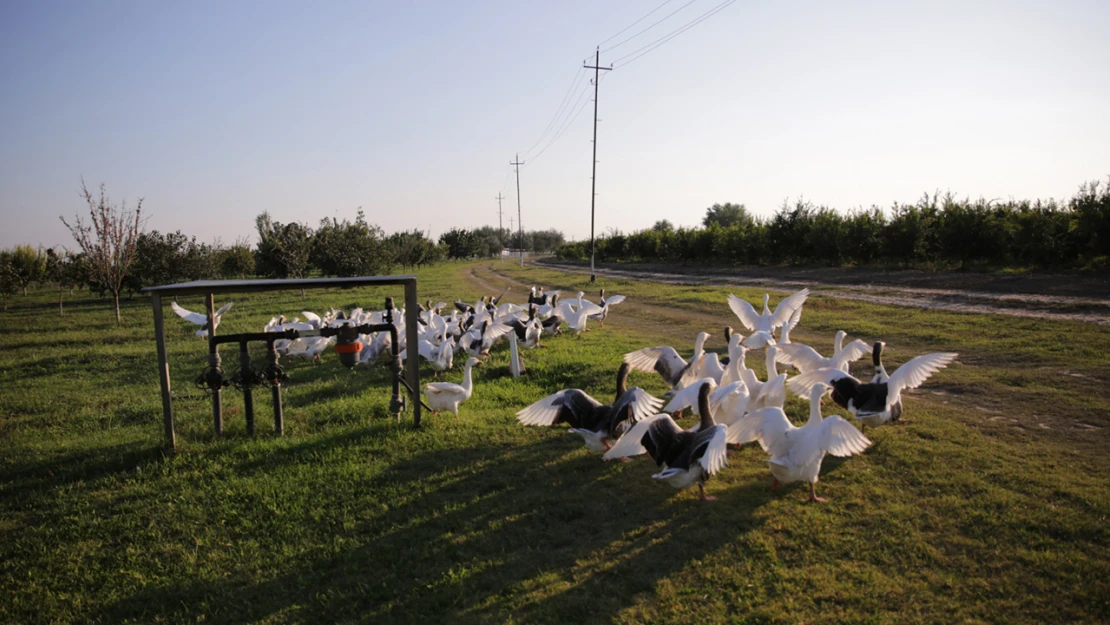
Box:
[2,259,1109,624]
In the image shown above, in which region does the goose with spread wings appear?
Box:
[776,330,871,373]
[170,301,233,337]
[787,343,958,428]
[729,383,871,502]
[589,288,626,328]
[603,382,729,501]
[727,288,809,337]
[516,363,663,452]
[623,331,710,394]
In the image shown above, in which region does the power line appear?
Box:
[600,0,700,54]
[520,67,588,159]
[522,80,594,168]
[597,0,679,47]
[613,0,736,67]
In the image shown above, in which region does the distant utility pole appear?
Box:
[496,192,505,263]
[585,47,612,283]
[511,153,525,268]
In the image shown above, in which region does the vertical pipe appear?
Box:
[206,293,222,436]
[151,294,176,452]
[268,338,283,435]
[239,340,255,436]
[404,279,422,427]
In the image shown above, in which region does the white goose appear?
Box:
[727,288,809,337]
[604,382,729,501]
[730,383,871,502]
[170,301,233,337]
[623,332,710,393]
[788,344,958,428]
[589,288,626,328]
[741,345,787,411]
[661,377,718,417]
[424,357,481,415]
[776,331,871,373]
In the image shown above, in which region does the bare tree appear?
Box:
[60,181,145,323]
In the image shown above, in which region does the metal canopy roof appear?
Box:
[142,275,418,297]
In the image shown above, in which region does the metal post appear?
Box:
[404,280,422,426]
[511,154,524,267]
[151,294,176,452]
[239,340,255,436]
[267,339,284,435]
[206,293,222,436]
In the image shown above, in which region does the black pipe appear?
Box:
[238,340,255,436]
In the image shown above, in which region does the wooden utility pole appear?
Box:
[496,192,505,262]
[511,154,525,267]
[585,47,612,283]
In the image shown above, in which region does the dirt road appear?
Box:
[533,260,1110,326]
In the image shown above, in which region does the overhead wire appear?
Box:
[613,0,736,67]
[597,0,680,47]
[521,78,595,168]
[520,67,588,159]
[600,0,701,54]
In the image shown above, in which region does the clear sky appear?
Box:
[2,0,1108,248]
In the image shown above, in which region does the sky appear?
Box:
[2,0,1108,248]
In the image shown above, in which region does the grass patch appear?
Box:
[1,260,1108,624]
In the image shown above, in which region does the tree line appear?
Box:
[2,183,570,320]
[556,181,1110,269]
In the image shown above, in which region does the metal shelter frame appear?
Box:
[143,276,421,452]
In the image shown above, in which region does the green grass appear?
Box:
[2,260,1108,624]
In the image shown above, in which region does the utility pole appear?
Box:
[511,153,525,268]
[585,47,612,283]
[496,193,505,263]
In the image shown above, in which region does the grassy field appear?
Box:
[2,260,1108,624]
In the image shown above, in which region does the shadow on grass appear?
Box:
[0,442,166,500]
[96,434,772,624]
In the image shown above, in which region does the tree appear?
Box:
[310,210,390,277]
[255,212,315,279]
[652,219,674,233]
[60,182,144,323]
[8,244,47,296]
[219,238,255,278]
[703,203,751,228]
[0,250,17,311]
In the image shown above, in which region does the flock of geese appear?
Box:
[169,285,956,503]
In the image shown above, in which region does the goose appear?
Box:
[516,363,663,452]
[564,306,592,337]
[727,288,809,336]
[555,291,604,321]
[776,331,871,373]
[623,332,710,394]
[170,301,233,337]
[504,306,544,348]
[459,320,513,357]
[787,343,958,428]
[661,377,718,417]
[285,336,334,363]
[415,335,454,376]
[589,289,626,328]
[424,357,481,415]
[603,382,729,501]
[730,383,871,502]
[742,345,787,411]
[697,351,726,384]
[719,333,747,387]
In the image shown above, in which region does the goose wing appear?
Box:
[831,339,871,370]
[425,381,464,395]
[887,352,958,395]
[603,294,626,307]
[741,331,776,349]
[577,298,604,316]
[214,302,233,317]
[788,367,860,398]
[623,346,688,386]
[609,388,665,430]
[662,378,715,414]
[771,288,810,327]
[727,406,793,451]
[603,414,683,463]
[752,373,787,409]
[727,294,763,332]
[516,389,602,428]
[776,342,828,372]
[820,414,872,457]
[170,301,207,326]
[693,424,729,476]
[301,310,322,326]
